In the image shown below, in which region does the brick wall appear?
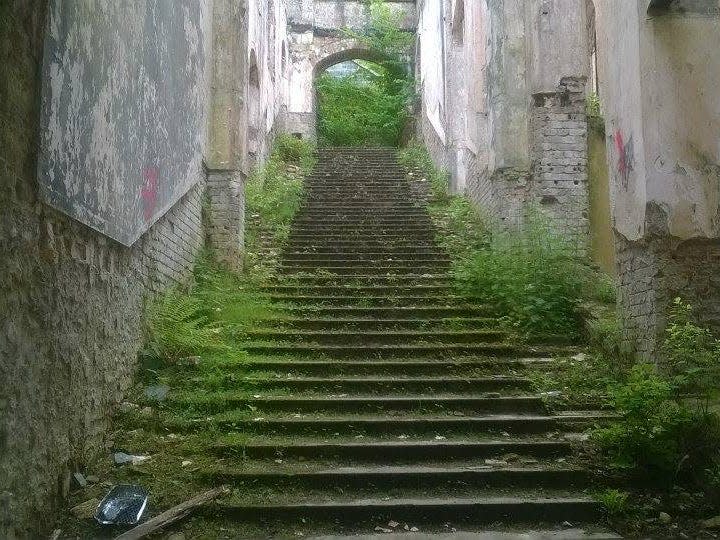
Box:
[0,2,206,537]
[530,77,589,250]
[616,232,720,362]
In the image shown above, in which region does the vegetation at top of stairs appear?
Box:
[316,0,414,146]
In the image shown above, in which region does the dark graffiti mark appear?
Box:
[141,167,159,221]
[613,130,635,190]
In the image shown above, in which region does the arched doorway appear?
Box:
[312,46,410,147]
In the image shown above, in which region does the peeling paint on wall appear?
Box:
[38,0,212,246]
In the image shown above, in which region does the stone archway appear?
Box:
[285,36,395,139]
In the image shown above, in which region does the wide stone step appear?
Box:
[280,306,492,318]
[285,240,440,248]
[275,275,451,286]
[269,294,467,307]
[211,438,573,461]
[243,342,570,358]
[243,329,507,345]
[282,252,449,261]
[240,358,551,376]
[212,496,602,527]
[184,413,601,436]
[219,376,534,393]
[279,262,450,272]
[262,285,452,295]
[264,316,492,330]
[172,394,547,415]
[204,465,589,490]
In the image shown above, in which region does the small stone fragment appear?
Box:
[388,520,399,528]
[86,475,100,484]
[561,521,573,528]
[181,460,192,467]
[118,402,140,414]
[374,526,392,533]
[410,526,420,532]
[70,498,100,520]
[113,452,150,466]
[144,384,170,402]
[178,356,201,366]
[572,352,588,362]
[659,512,672,524]
[73,472,88,488]
[484,459,507,467]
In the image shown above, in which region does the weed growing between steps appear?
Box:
[398,141,608,341]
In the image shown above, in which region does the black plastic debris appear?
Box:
[94,485,149,526]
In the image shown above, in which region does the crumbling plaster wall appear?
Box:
[595,0,720,359]
[416,0,590,246]
[0,1,216,537]
[285,0,416,139]
[247,0,290,163]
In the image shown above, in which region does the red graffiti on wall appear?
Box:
[141,167,159,221]
[613,130,635,190]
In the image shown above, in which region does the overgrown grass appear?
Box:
[144,135,314,365]
[245,135,316,278]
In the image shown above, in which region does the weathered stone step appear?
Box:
[204,465,589,490]
[265,316,492,330]
[212,496,601,527]
[269,294,467,307]
[279,262,450,273]
[243,329,506,345]
[285,240,439,248]
[189,413,605,436]
[293,217,433,224]
[277,264,449,275]
[173,394,547,414]
[289,227,436,235]
[282,252,448,261]
[243,342,569,358]
[275,275,450,286]
[280,306,492,318]
[211,438,573,461]
[240,359,550,376]
[225,376,533,393]
[262,285,452,296]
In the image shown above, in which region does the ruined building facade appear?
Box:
[1,0,719,536]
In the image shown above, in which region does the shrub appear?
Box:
[663,297,720,400]
[595,489,630,517]
[454,212,589,338]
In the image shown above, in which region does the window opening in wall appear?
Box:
[452,0,465,45]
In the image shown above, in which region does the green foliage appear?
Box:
[397,140,450,200]
[316,70,410,147]
[245,135,315,276]
[143,254,277,365]
[454,211,589,338]
[595,489,630,516]
[663,297,720,401]
[144,287,226,364]
[594,358,720,488]
[316,0,414,147]
[586,92,602,118]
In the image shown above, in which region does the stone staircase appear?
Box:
[202,148,617,537]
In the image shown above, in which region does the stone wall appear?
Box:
[0,1,208,537]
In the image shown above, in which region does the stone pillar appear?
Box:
[596,0,720,360]
[207,0,248,271]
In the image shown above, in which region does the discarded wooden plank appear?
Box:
[113,486,229,540]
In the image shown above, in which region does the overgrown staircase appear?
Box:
[198,148,618,537]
